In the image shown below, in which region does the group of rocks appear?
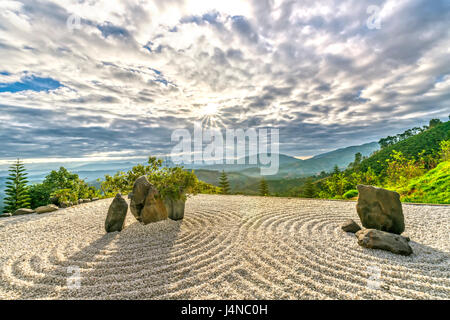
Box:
[0,197,100,218]
[341,184,413,256]
[105,175,185,233]
[59,197,99,208]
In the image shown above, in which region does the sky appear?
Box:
[0,0,449,164]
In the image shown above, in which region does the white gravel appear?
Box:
[0,194,448,300]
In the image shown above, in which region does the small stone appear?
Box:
[35,204,58,214]
[13,208,35,216]
[60,202,71,208]
[341,219,361,233]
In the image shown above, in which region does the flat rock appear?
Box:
[13,208,35,216]
[356,185,405,234]
[35,204,58,214]
[105,193,128,232]
[356,228,413,256]
[0,212,12,218]
[341,219,361,233]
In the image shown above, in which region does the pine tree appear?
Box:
[3,159,31,213]
[301,178,316,198]
[218,170,231,195]
[259,178,269,196]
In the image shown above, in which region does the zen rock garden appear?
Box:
[341,184,413,256]
[105,175,186,232]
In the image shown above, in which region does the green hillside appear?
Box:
[360,121,450,174]
[400,161,450,204]
[315,119,450,204]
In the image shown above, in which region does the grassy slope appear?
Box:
[360,121,450,174]
[399,161,450,204]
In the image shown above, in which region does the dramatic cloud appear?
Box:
[0,0,449,162]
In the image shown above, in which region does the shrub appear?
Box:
[343,189,358,199]
[29,167,101,208]
[150,166,199,201]
[100,156,217,201]
[50,188,78,205]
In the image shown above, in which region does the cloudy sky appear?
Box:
[0,0,449,163]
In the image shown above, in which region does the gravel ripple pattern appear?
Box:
[0,194,449,300]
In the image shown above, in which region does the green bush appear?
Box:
[151,166,199,201]
[343,189,358,199]
[29,167,101,208]
[100,156,218,201]
[50,188,78,205]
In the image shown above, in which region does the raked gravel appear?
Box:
[0,194,448,300]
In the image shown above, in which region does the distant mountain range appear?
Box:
[187,141,379,179]
[0,141,379,210]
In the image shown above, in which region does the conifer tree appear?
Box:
[301,178,316,198]
[218,170,231,195]
[259,178,269,196]
[3,159,31,213]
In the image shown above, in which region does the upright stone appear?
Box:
[129,176,152,222]
[356,185,405,235]
[105,193,128,232]
[141,189,168,224]
[164,198,186,220]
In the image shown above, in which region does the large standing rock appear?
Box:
[129,176,152,222]
[35,204,58,214]
[141,189,168,224]
[341,219,361,233]
[105,193,128,232]
[356,229,413,256]
[356,185,405,235]
[13,208,35,216]
[129,176,167,224]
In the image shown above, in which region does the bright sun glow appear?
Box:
[200,103,218,117]
[197,103,224,128]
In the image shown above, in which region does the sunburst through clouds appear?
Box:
[198,103,225,128]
